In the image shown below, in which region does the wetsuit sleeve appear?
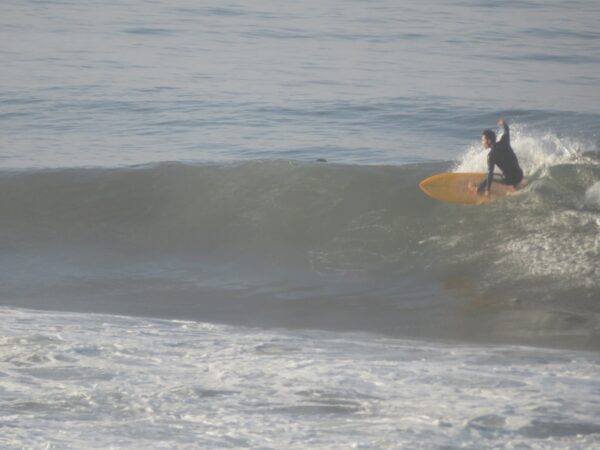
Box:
[498,122,510,146]
[477,153,495,193]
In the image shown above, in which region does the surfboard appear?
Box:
[419,172,517,205]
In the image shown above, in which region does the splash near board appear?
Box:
[419,172,517,205]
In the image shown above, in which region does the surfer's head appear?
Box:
[481,129,496,149]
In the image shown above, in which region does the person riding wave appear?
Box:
[468,119,523,197]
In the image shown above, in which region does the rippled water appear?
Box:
[2,0,600,167]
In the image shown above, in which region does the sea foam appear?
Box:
[1,307,600,449]
[453,124,587,175]
[584,181,600,209]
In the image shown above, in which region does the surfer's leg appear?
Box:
[495,175,518,192]
[513,173,525,190]
[507,174,524,191]
[512,179,526,190]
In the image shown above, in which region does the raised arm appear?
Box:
[496,119,509,146]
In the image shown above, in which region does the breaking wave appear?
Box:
[1,132,599,349]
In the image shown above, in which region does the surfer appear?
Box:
[468,119,523,196]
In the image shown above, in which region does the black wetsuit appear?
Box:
[478,123,523,193]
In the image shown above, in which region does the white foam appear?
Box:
[498,209,600,288]
[585,181,600,209]
[453,123,585,175]
[1,307,599,449]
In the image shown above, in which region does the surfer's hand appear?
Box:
[467,182,477,194]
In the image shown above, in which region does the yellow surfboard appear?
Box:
[419,172,516,205]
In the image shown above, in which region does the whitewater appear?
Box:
[2,307,600,449]
[2,0,600,448]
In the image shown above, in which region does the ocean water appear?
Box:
[2,0,600,448]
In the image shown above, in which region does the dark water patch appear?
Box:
[519,420,600,438]
[504,53,600,65]
[123,28,176,36]
[168,386,237,399]
[17,367,114,382]
[467,414,507,432]
[456,0,538,9]
[524,28,600,41]
[272,404,360,416]
[200,7,247,17]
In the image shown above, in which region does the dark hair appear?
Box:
[482,129,496,143]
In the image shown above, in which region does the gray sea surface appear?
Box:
[2,0,599,167]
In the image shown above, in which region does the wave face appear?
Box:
[1,149,600,349]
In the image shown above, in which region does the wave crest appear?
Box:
[453,123,590,175]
